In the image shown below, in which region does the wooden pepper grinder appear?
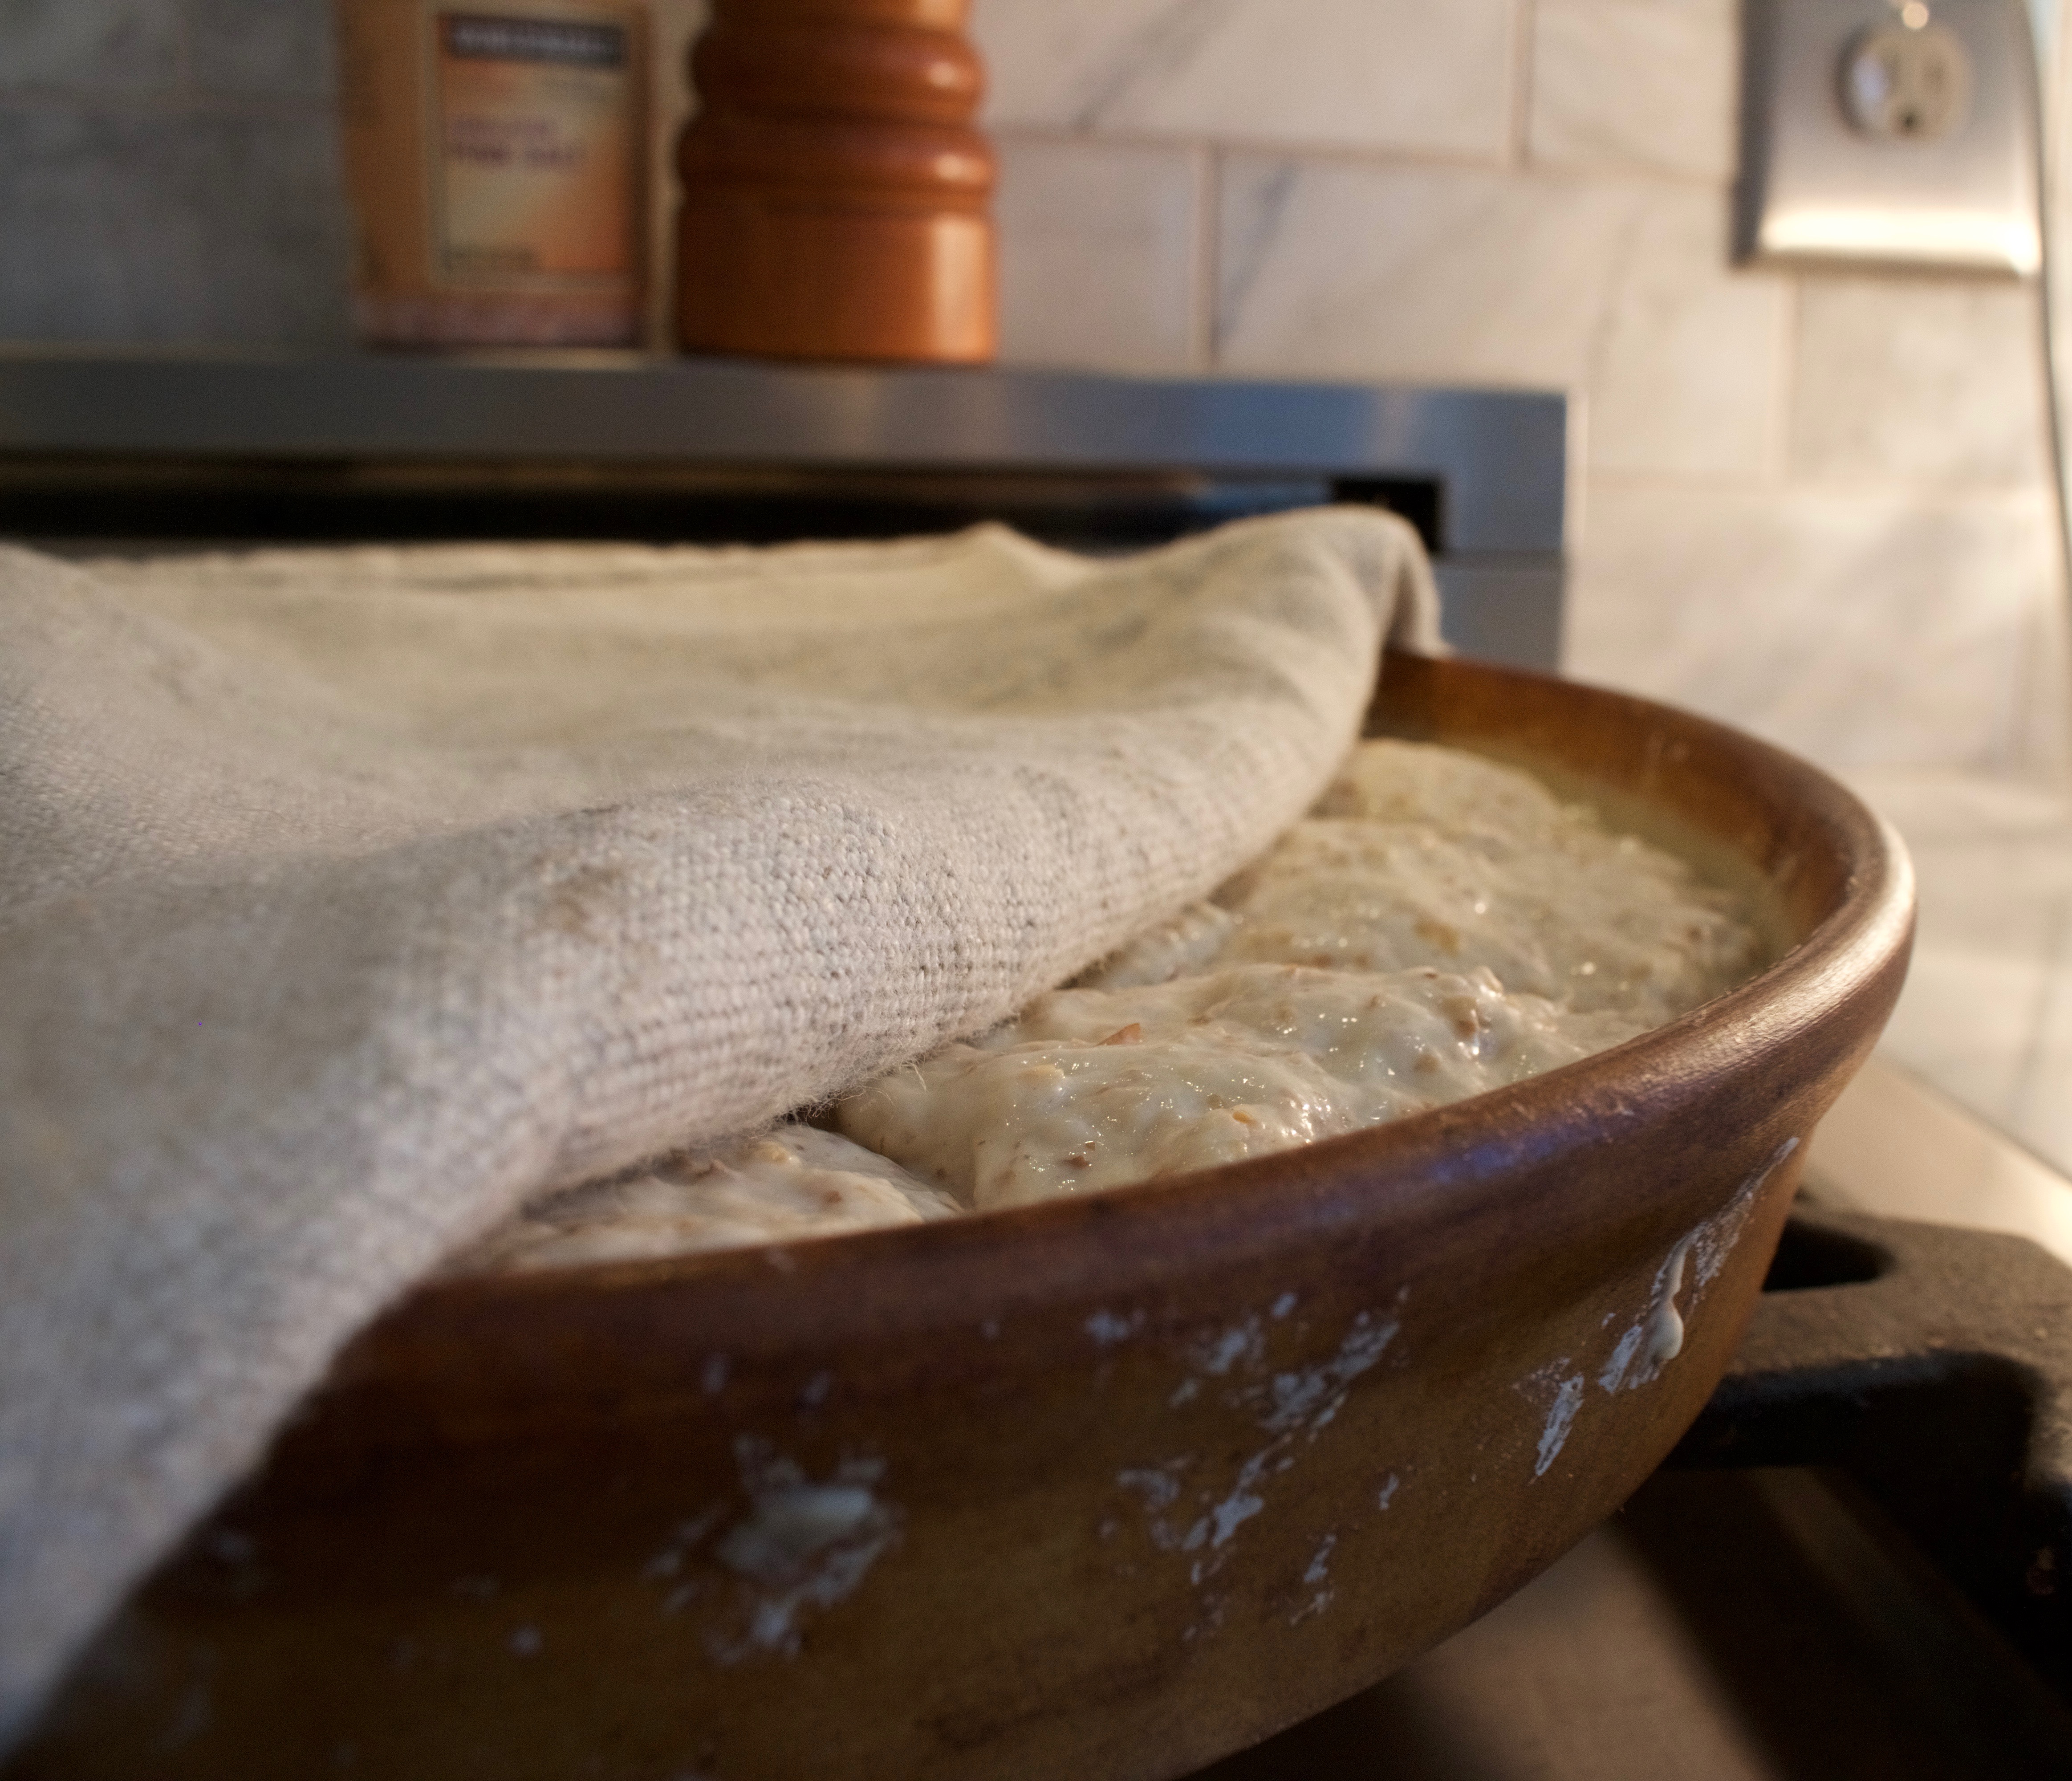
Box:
[674,0,996,362]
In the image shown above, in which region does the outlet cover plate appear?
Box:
[1737,0,2039,275]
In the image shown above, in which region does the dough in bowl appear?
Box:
[839,739,1757,1208]
[449,1125,956,1273]
[458,739,1760,1265]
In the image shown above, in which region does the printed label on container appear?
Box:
[434,8,636,285]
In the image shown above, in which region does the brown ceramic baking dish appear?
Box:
[10,651,1914,1781]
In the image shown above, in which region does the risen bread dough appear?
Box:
[840,740,1758,1208]
[838,962,1636,1209]
[1213,780,1747,1027]
[460,739,1759,1268]
[448,1125,957,1272]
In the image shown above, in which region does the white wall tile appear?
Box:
[1586,187,1787,477]
[0,104,351,346]
[1569,483,2056,771]
[184,0,334,100]
[1529,0,1737,180]
[1790,275,2050,487]
[994,135,1201,372]
[2013,524,2072,783]
[2012,909,2072,1170]
[1213,154,1782,480]
[973,0,1170,128]
[0,0,183,92]
[1883,944,2059,1132]
[974,0,1518,162]
[1842,768,2072,1155]
[1214,156,1641,386]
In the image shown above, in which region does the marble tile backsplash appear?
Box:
[0,0,184,92]
[183,0,340,100]
[0,102,350,345]
[995,136,1204,371]
[1789,277,2049,487]
[1528,0,1738,180]
[1215,159,1644,387]
[1572,484,2060,769]
[0,0,2065,781]
[975,0,1520,161]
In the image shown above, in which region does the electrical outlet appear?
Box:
[1737,0,2039,274]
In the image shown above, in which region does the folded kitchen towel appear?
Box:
[0,508,1438,1742]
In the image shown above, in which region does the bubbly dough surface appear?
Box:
[449,1125,957,1273]
[841,740,1758,1208]
[464,739,1760,1266]
[1218,795,1749,1027]
[840,962,1636,1209]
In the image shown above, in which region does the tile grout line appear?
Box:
[1768,270,1800,489]
[1192,142,1218,372]
[978,122,1725,193]
[2006,884,2072,1148]
[0,86,338,123]
[1585,469,2055,504]
[1509,0,1538,170]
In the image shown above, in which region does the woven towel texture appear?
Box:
[0,509,1436,1739]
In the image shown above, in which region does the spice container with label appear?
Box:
[338,0,649,347]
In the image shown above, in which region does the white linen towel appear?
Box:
[0,508,1437,1741]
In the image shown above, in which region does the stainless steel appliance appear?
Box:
[0,349,1568,671]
